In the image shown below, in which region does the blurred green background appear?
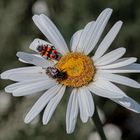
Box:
[0,0,140,140]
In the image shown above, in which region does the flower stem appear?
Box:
[92,105,107,140]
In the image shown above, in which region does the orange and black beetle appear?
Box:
[37,44,61,60]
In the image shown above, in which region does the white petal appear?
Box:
[76,21,94,52]
[42,85,66,125]
[18,58,29,64]
[94,47,126,66]
[70,30,83,52]
[87,80,125,98]
[1,66,42,79]
[24,84,61,123]
[83,8,113,55]
[77,87,94,123]
[12,79,56,96]
[97,80,140,113]
[93,21,123,61]
[77,88,89,123]
[5,82,29,93]
[40,14,69,53]
[16,52,53,68]
[7,73,49,82]
[29,38,53,52]
[66,89,78,134]
[82,87,95,116]
[97,57,137,69]
[18,54,48,65]
[97,72,140,88]
[98,63,140,73]
[112,97,140,113]
[93,79,126,95]
[32,15,69,55]
[5,79,46,93]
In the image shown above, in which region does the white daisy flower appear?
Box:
[1,8,140,134]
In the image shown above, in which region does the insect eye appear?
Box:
[37,45,43,52]
[51,68,58,72]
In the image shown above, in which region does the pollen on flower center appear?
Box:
[60,57,84,77]
[56,52,95,87]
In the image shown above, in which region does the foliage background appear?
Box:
[0,0,140,140]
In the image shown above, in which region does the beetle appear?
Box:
[46,67,67,79]
[37,44,61,61]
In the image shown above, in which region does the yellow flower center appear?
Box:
[60,58,84,77]
[56,52,95,88]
